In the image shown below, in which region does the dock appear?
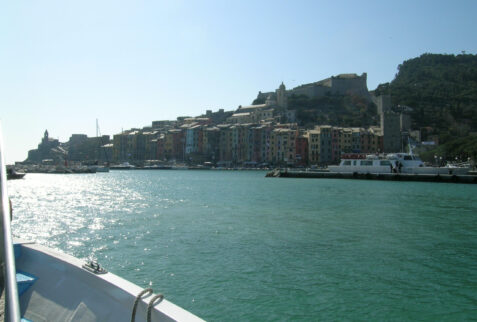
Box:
[266,170,477,184]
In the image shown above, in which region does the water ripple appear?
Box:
[7,172,477,321]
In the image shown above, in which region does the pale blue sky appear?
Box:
[1,0,476,163]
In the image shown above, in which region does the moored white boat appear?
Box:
[110,162,135,170]
[386,153,471,175]
[6,167,26,180]
[328,154,395,174]
[329,152,472,175]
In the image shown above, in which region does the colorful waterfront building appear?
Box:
[203,127,220,163]
[218,124,232,164]
[236,124,254,164]
[167,129,185,161]
[316,125,332,164]
[351,128,361,153]
[331,127,342,163]
[341,128,353,153]
[112,131,134,162]
[183,123,206,162]
[295,131,308,166]
[156,134,165,160]
[360,128,373,153]
[307,130,320,165]
[269,128,296,166]
[143,131,159,160]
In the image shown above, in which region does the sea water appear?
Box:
[7,171,477,320]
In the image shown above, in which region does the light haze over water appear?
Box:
[8,171,477,320]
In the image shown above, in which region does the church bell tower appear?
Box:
[276,82,288,109]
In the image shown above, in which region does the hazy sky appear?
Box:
[1,0,476,163]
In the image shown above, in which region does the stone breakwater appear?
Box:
[266,170,477,184]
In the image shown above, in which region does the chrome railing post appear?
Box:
[0,122,21,322]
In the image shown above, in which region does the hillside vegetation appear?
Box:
[288,94,377,128]
[374,53,477,161]
[253,94,378,128]
[375,53,477,137]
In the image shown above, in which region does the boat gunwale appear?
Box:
[15,240,204,322]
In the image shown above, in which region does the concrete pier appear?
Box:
[266,170,477,184]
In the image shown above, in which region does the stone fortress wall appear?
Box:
[257,73,371,102]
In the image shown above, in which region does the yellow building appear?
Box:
[269,128,296,165]
[307,130,320,165]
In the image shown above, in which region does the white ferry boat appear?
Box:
[387,153,471,175]
[329,153,471,175]
[328,154,395,174]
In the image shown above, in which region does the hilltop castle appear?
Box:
[255,73,371,107]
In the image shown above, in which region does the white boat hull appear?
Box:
[15,241,203,322]
[328,165,470,175]
[329,152,471,176]
[328,165,392,174]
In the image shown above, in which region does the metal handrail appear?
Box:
[0,122,21,321]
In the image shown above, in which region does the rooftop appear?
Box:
[231,112,251,117]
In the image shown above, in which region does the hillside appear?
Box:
[374,53,477,139]
[253,93,378,128]
[254,53,477,161]
[288,93,377,128]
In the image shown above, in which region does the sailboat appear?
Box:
[92,119,110,173]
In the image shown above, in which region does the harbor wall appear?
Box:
[266,170,477,184]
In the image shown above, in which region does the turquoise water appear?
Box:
[7,171,477,321]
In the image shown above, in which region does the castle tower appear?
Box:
[42,129,49,144]
[374,95,391,115]
[276,82,288,109]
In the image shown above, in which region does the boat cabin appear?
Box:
[328,154,397,174]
